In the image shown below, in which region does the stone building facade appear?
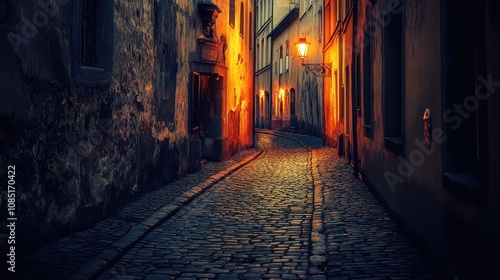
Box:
[254,0,324,136]
[0,0,253,249]
[323,0,500,278]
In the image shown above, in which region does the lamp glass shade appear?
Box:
[296,38,310,59]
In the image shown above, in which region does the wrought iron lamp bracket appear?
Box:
[300,59,332,77]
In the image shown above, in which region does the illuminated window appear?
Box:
[279,46,283,75]
[285,41,289,72]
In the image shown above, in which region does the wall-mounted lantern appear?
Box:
[295,37,332,77]
[296,38,310,60]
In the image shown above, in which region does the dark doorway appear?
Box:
[198,73,224,160]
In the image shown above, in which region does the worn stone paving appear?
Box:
[98,134,317,280]
[315,146,441,280]
[8,130,442,280]
[98,131,441,280]
[8,147,260,280]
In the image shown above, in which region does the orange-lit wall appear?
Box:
[212,0,255,158]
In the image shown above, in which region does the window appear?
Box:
[318,9,322,43]
[240,2,244,37]
[256,44,260,69]
[230,0,235,27]
[81,1,97,66]
[279,46,283,75]
[72,0,114,88]
[249,12,252,48]
[338,72,344,122]
[256,3,260,29]
[262,38,265,65]
[442,0,488,200]
[325,3,331,40]
[345,66,350,131]
[285,41,289,72]
[363,6,373,138]
[382,2,403,154]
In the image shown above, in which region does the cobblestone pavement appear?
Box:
[9,130,442,280]
[8,147,261,280]
[98,133,318,280]
[314,147,441,279]
[97,131,441,280]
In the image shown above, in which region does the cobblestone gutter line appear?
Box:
[308,149,327,280]
[68,150,264,280]
[256,129,327,279]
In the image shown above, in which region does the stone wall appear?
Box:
[0,0,198,249]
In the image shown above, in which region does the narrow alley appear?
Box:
[52,131,439,280]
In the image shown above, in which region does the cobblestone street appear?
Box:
[6,131,442,280]
[95,131,440,280]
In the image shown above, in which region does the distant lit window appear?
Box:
[230,0,235,27]
[285,41,289,72]
[240,2,244,37]
[249,12,252,48]
[279,46,283,75]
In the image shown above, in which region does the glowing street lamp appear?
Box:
[296,38,310,60]
[295,37,331,77]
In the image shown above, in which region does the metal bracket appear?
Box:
[302,63,332,77]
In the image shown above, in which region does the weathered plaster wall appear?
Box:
[271,18,299,131]
[255,20,272,129]
[296,1,323,137]
[355,0,446,268]
[323,33,341,147]
[0,0,198,249]
[212,0,254,158]
[355,0,499,277]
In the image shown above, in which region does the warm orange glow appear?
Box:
[296,38,310,59]
[278,89,284,99]
[259,90,265,98]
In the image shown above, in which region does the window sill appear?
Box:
[363,124,373,139]
[443,172,483,191]
[384,137,402,155]
[74,66,112,89]
[443,172,485,205]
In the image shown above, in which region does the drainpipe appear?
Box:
[351,0,359,178]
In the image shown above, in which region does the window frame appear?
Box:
[240,2,244,37]
[72,0,114,88]
[230,0,236,28]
